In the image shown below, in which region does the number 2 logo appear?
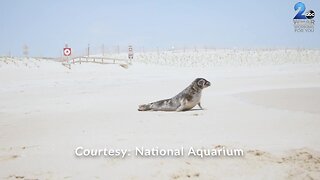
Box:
[294,2,307,19]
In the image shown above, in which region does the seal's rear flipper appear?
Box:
[138,104,151,111]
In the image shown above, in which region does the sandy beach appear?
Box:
[0,50,320,179]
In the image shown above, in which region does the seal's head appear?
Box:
[194,78,211,89]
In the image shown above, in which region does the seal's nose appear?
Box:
[206,81,211,86]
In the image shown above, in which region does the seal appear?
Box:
[138,78,211,111]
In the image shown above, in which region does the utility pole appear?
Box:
[117,45,120,54]
[87,44,90,57]
[102,44,105,56]
[23,44,29,58]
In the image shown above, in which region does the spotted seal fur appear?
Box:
[138,78,211,111]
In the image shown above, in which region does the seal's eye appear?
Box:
[197,79,205,87]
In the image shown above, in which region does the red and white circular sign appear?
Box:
[63,48,72,56]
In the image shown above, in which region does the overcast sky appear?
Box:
[0,0,319,56]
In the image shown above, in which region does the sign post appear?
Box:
[63,44,72,64]
[128,45,133,64]
[63,48,71,56]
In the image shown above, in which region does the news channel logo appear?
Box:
[293,2,315,32]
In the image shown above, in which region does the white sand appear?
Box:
[0,51,320,179]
